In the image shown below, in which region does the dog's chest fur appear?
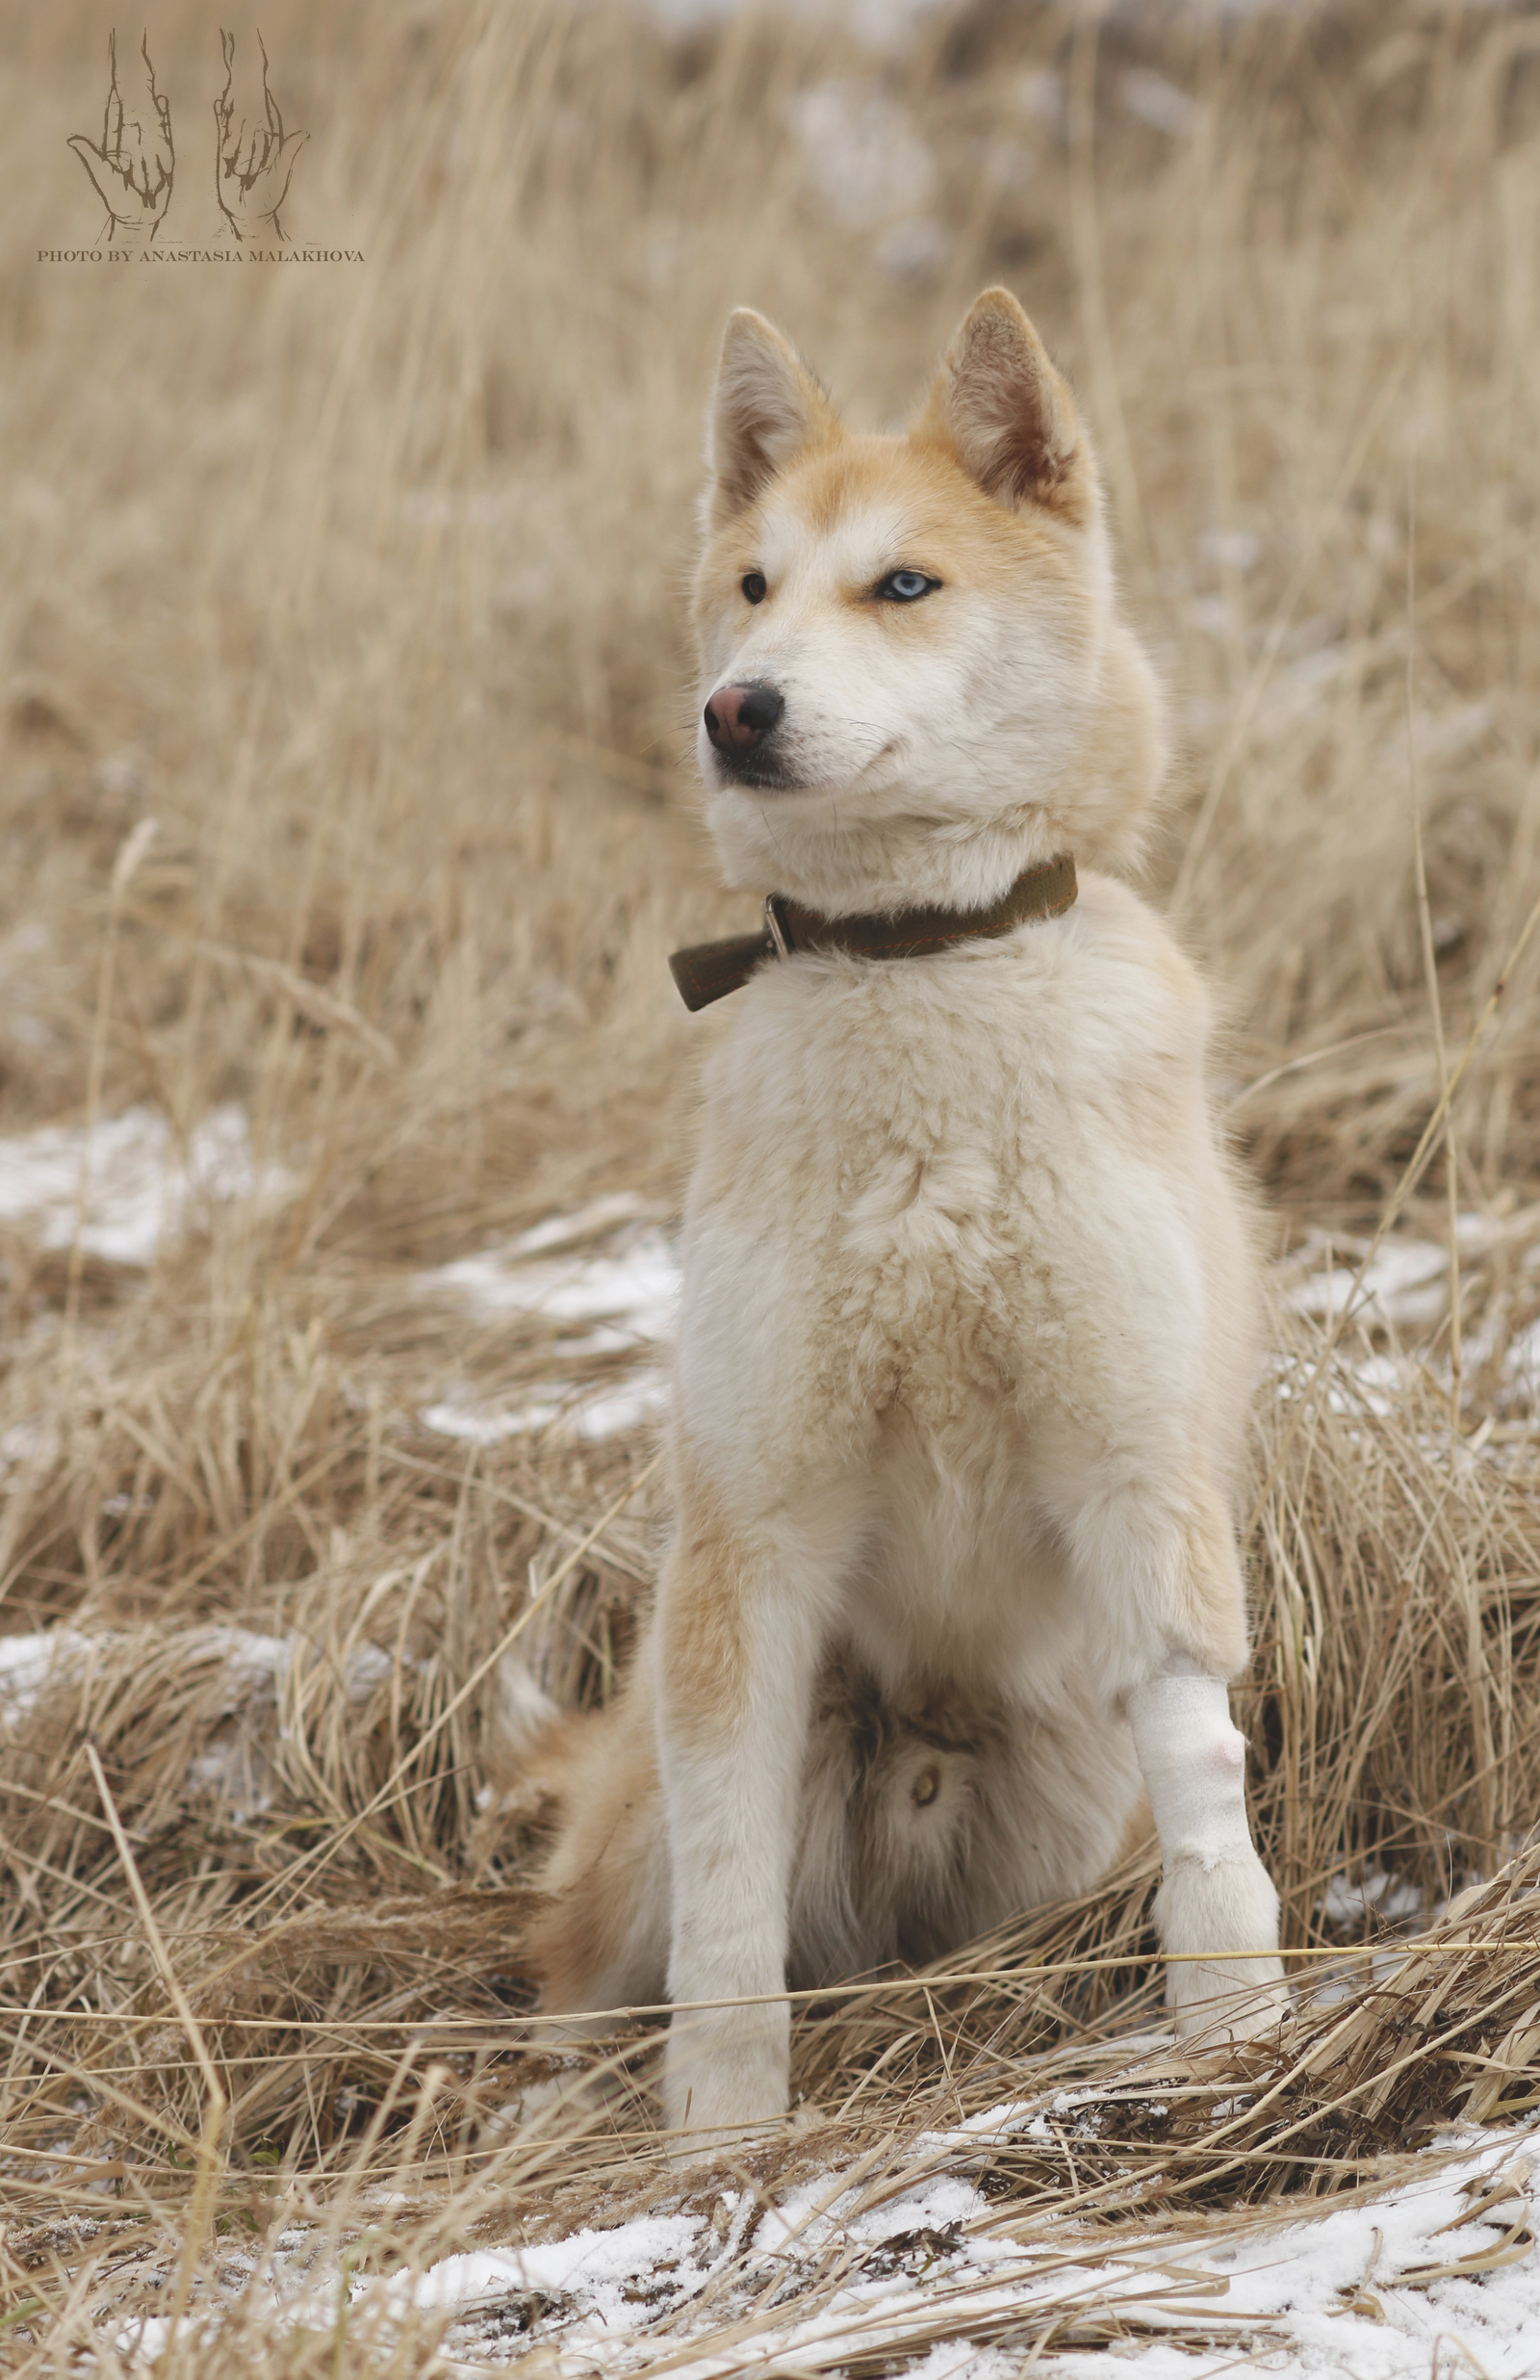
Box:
[685,956,1042,1432]
[673,870,1248,1696]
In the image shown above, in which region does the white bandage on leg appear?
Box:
[1126,1667,1287,2044]
[1125,1671,1254,1872]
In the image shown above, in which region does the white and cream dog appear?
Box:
[514,287,1287,2137]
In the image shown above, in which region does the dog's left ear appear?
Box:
[917,288,1093,528]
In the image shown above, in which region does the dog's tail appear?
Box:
[495,1651,560,1752]
[483,1650,565,1794]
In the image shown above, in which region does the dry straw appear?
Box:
[4,0,1540,2368]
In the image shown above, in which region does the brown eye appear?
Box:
[742,572,767,604]
[911,1765,940,1808]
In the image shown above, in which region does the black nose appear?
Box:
[704,681,784,753]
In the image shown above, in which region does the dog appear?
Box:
[513,287,1287,2138]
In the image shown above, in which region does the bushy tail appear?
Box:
[486,1650,562,1785]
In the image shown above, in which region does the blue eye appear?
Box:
[877,570,938,603]
[742,572,767,604]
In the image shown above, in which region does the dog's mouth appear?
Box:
[709,745,808,793]
[709,737,900,798]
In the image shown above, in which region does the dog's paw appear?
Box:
[1154,1852,1291,2048]
[662,2003,790,2146]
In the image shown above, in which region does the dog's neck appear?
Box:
[706,786,1134,918]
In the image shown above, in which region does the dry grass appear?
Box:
[6,0,1540,2367]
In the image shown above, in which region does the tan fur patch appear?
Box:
[657,1474,752,1740]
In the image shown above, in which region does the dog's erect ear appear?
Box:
[706,309,835,519]
[918,288,1093,527]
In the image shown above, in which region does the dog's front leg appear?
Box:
[654,1485,836,2140]
[1126,1661,1288,2046]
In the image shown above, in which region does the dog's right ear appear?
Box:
[706,309,835,523]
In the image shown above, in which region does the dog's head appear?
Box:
[691,288,1167,916]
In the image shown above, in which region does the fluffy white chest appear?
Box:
[675,875,1229,1508]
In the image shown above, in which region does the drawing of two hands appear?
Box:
[69,28,307,247]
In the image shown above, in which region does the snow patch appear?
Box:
[0,1623,401,1733]
[1320,1863,1428,1934]
[421,1369,669,1445]
[0,1628,92,1726]
[0,1103,290,1265]
[104,2054,1540,2377]
[1282,1236,1450,1330]
[416,1199,679,1443]
[419,1224,678,1343]
[371,2212,703,2323]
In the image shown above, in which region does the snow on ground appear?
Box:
[420,1369,671,1442]
[113,2108,1540,2374]
[0,1625,92,1726]
[1280,1234,1452,1330]
[1274,1216,1540,1419]
[354,2118,1540,2376]
[1037,2122,1540,2379]
[0,1623,397,1729]
[1319,1864,1430,1934]
[1276,1212,1540,1336]
[0,1102,289,1264]
[354,2116,1540,2377]
[0,1621,400,1830]
[417,1195,678,1343]
[416,1193,680,1443]
[1,1104,1527,1448]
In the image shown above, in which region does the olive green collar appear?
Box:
[668,852,1077,1012]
